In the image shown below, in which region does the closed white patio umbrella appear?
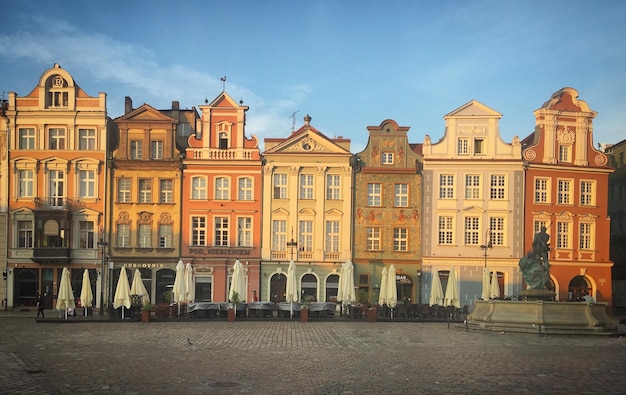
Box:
[173,259,187,316]
[443,266,461,308]
[285,260,298,318]
[185,263,195,303]
[429,271,444,306]
[130,269,149,305]
[490,270,500,299]
[337,260,356,315]
[481,267,491,300]
[229,260,246,316]
[113,267,131,319]
[79,269,93,317]
[56,267,75,320]
[378,267,388,306]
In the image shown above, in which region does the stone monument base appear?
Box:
[519,289,556,301]
[463,300,620,336]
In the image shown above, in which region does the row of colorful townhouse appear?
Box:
[0,64,616,312]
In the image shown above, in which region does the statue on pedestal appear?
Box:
[519,226,551,290]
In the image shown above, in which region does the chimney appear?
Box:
[172,101,179,110]
[125,96,133,114]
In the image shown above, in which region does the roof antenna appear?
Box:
[290,110,300,132]
[220,76,227,92]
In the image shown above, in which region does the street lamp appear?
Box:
[479,229,492,268]
[286,228,297,261]
[97,240,108,315]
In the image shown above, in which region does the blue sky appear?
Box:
[1,1,625,152]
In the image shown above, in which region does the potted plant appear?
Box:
[300,295,314,322]
[141,303,152,323]
[228,291,240,322]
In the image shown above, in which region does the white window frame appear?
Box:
[215,177,230,200]
[151,140,164,160]
[557,179,572,205]
[214,216,229,246]
[394,183,408,207]
[438,216,454,245]
[489,217,505,246]
[130,140,142,160]
[237,217,252,247]
[118,178,131,203]
[191,177,207,200]
[439,175,455,199]
[48,128,66,150]
[299,220,313,252]
[191,216,207,246]
[381,152,394,164]
[579,222,593,250]
[457,138,469,155]
[78,169,96,198]
[160,179,173,203]
[78,129,96,150]
[557,221,570,249]
[368,183,382,206]
[273,173,287,199]
[138,179,152,203]
[238,177,253,201]
[325,221,340,253]
[17,220,34,248]
[580,180,594,206]
[78,221,95,249]
[18,169,34,198]
[299,174,314,199]
[464,216,479,245]
[117,224,130,247]
[534,178,550,204]
[272,220,287,251]
[393,228,408,251]
[138,224,152,248]
[326,174,340,200]
[159,224,173,248]
[19,128,35,149]
[465,175,481,199]
[366,227,381,251]
[558,145,571,162]
[490,175,506,200]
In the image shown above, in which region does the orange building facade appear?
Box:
[522,88,613,304]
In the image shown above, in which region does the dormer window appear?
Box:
[558,145,571,162]
[46,75,69,108]
[216,122,231,149]
[219,132,229,149]
[382,152,394,164]
[474,138,484,155]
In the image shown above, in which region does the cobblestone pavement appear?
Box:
[1,313,626,394]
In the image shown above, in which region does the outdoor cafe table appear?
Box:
[247,301,274,318]
[276,302,301,318]
[308,302,337,318]
[188,302,226,318]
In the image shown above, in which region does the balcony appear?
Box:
[189,148,255,160]
[32,247,71,265]
[34,197,85,211]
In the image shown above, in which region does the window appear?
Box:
[215,177,230,200]
[464,217,479,245]
[238,178,253,201]
[218,132,229,149]
[273,174,287,199]
[394,184,408,207]
[19,128,35,149]
[489,217,505,246]
[272,220,287,251]
[118,178,131,203]
[138,179,152,203]
[366,227,381,250]
[138,224,152,248]
[151,141,163,160]
[557,179,572,205]
[465,175,480,199]
[558,145,570,162]
[48,170,65,206]
[159,224,173,248]
[325,221,339,252]
[237,217,252,247]
[18,170,34,197]
[394,228,408,251]
[557,221,570,249]
[474,138,484,155]
[299,174,313,199]
[299,220,313,252]
[79,221,95,249]
[533,220,547,235]
[438,216,454,245]
[580,181,594,206]
[368,183,382,206]
[326,175,340,200]
[191,216,206,246]
[191,177,207,200]
[490,175,506,200]
[78,129,96,150]
[579,223,593,250]
[78,170,96,198]
[130,140,142,160]
[382,152,394,164]
[534,178,549,203]
[117,224,130,247]
[439,175,455,199]
[214,217,229,246]
[160,180,173,203]
[18,220,33,248]
[457,138,469,155]
[48,128,66,150]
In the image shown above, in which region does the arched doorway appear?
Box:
[156,269,175,303]
[301,273,317,301]
[326,274,339,301]
[14,268,38,307]
[568,275,591,301]
[270,273,287,302]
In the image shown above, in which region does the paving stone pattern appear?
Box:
[1,314,625,394]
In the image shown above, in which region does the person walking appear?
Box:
[36,293,45,319]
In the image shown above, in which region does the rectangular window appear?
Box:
[214,217,229,246]
[118,178,131,203]
[579,223,592,250]
[457,138,469,155]
[138,224,152,248]
[489,217,505,246]
[366,227,381,250]
[559,145,570,162]
[151,140,163,160]
[192,177,207,200]
[534,178,549,203]
[558,179,572,205]
[19,128,35,149]
[465,175,480,199]
[138,179,152,203]
[191,216,206,246]
[382,152,394,164]
[237,217,252,247]
[215,177,230,200]
[299,174,313,199]
[394,184,408,207]
[580,181,594,206]
[18,170,34,197]
[557,221,570,249]
[48,128,66,150]
[490,175,506,200]
[79,221,95,249]
[368,183,382,206]
[326,174,340,200]
[299,220,313,252]
[394,228,408,251]
[272,220,287,251]
[474,138,484,155]
[130,140,142,160]
[439,175,455,199]
[325,221,339,252]
[464,217,479,245]
[18,220,33,248]
[438,216,454,245]
[160,180,173,203]
[238,178,253,200]
[117,224,130,247]
[78,129,96,150]
[534,220,547,235]
[273,174,287,199]
[159,224,172,248]
[78,170,96,198]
